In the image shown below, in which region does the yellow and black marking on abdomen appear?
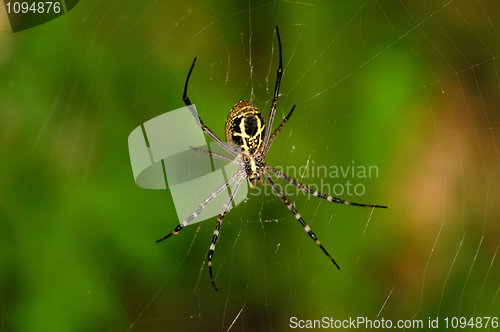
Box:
[225,100,266,153]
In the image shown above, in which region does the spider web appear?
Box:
[1,0,500,331]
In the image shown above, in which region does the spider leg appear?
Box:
[262,26,283,150]
[189,146,242,166]
[265,165,387,208]
[262,170,340,269]
[155,170,243,243]
[183,58,238,158]
[262,105,295,157]
[207,177,244,291]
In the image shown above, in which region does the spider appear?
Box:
[156,26,387,291]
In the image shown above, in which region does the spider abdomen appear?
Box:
[224,100,266,153]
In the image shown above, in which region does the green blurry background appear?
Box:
[1,0,499,331]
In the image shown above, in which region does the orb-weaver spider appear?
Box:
[156,26,387,291]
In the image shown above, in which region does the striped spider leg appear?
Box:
[261,26,283,152]
[155,170,242,242]
[266,166,388,209]
[262,170,341,269]
[207,176,245,291]
[186,148,248,290]
[262,105,295,158]
[258,164,387,271]
[183,57,239,159]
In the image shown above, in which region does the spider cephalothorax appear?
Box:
[241,151,263,188]
[155,26,387,291]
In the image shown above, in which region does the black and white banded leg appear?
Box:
[156,171,243,243]
[207,178,244,291]
[266,166,387,209]
[262,105,296,157]
[262,26,283,150]
[183,58,238,158]
[263,171,340,269]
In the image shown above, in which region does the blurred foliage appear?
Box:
[1,0,499,331]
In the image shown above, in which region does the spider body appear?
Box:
[225,100,266,185]
[156,26,387,291]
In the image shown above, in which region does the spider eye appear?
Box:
[243,156,250,163]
